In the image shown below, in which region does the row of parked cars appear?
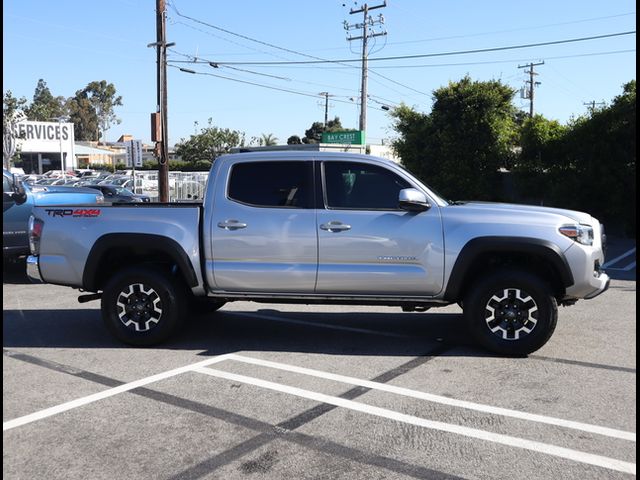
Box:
[21,170,151,203]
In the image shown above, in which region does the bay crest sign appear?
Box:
[15,120,76,172]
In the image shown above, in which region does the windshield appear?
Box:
[114,187,134,196]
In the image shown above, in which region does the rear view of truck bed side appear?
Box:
[30,204,204,293]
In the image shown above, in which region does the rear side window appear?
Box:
[228,161,312,208]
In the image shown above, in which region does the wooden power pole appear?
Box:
[518,61,544,117]
[153,0,172,202]
[345,2,387,133]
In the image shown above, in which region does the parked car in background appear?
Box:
[83,184,150,203]
[3,168,104,261]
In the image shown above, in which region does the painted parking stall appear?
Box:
[3,271,636,479]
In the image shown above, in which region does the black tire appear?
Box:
[463,269,558,356]
[101,266,187,346]
[189,297,226,315]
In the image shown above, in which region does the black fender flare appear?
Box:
[82,233,198,291]
[444,236,574,302]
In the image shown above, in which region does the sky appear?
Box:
[3,1,636,147]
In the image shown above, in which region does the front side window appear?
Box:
[323,161,410,210]
[228,161,312,208]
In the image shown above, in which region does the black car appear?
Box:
[84,184,151,203]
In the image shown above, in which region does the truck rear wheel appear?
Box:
[101,266,186,346]
[463,269,558,356]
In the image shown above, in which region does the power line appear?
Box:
[363,48,636,69]
[169,64,359,106]
[169,49,292,81]
[168,1,431,98]
[387,12,636,46]
[168,0,328,61]
[209,31,635,65]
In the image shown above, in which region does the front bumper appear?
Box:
[583,272,610,299]
[26,255,44,283]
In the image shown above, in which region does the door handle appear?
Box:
[320,221,351,232]
[217,219,247,230]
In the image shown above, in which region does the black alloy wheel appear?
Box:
[464,269,558,356]
[101,266,186,346]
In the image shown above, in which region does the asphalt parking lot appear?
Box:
[3,241,636,480]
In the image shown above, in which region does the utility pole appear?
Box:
[150,0,174,202]
[518,61,544,117]
[318,92,333,127]
[583,100,605,114]
[345,2,387,133]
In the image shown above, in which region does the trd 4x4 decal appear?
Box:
[44,209,101,218]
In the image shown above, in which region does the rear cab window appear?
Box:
[228,161,313,209]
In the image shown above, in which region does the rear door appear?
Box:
[316,160,444,296]
[210,160,318,293]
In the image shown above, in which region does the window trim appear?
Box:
[320,160,412,212]
[226,160,315,210]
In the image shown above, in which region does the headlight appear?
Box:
[559,224,594,246]
[95,194,105,203]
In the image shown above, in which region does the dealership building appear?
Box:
[13,120,130,173]
[14,120,77,174]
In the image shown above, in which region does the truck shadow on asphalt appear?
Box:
[2,307,483,357]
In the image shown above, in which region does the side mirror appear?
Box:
[398,188,430,212]
[12,175,28,205]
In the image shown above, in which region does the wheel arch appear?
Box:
[83,233,198,292]
[444,237,574,302]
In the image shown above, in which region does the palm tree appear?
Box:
[260,133,278,146]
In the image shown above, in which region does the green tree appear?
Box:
[175,118,245,165]
[259,133,278,146]
[512,114,567,203]
[287,135,302,145]
[302,116,348,143]
[67,95,99,141]
[3,91,28,168]
[546,81,635,235]
[3,90,28,120]
[391,76,518,201]
[72,80,123,143]
[25,79,67,121]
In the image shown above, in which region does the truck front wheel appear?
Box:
[101,266,186,346]
[463,270,558,356]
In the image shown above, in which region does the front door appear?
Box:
[316,160,444,296]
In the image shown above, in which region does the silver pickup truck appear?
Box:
[26,151,609,355]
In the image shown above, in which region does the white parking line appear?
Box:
[2,354,233,432]
[602,248,636,268]
[606,261,636,271]
[225,354,635,442]
[195,367,636,475]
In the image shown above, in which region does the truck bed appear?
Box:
[32,203,204,290]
